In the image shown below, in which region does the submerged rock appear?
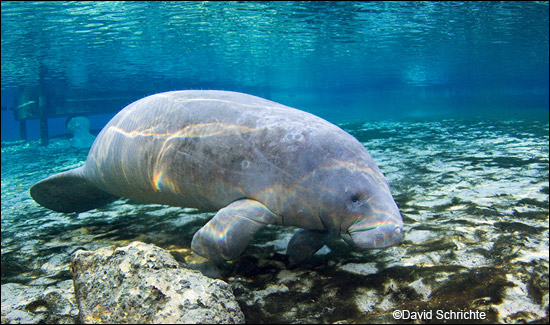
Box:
[71,241,244,324]
[1,280,78,324]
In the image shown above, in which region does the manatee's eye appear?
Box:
[350,194,361,203]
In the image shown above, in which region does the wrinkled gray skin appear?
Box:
[30,90,403,263]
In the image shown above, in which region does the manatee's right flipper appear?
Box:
[30,166,119,213]
[191,199,281,261]
[287,229,334,265]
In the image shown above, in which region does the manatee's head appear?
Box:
[300,153,404,250]
[339,179,404,250]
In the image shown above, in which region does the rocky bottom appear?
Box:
[1,118,548,323]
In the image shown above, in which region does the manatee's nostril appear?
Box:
[394,227,402,235]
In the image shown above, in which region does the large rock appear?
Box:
[71,241,244,324]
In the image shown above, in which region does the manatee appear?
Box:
[30,90,403,263]
[66,115,96,149]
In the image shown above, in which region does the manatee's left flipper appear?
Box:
[191,199,281,261]
[287,229,334,265]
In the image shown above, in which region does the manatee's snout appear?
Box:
[344,200,404,249]
[347,223,404,249]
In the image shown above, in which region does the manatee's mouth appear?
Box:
[343,224,404,249]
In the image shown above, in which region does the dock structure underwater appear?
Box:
[9,85,137,145]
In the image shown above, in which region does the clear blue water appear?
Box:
[1,1,549,141]
[1,2,549,324]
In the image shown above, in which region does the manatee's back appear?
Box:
[82,90,347,211]
[31,90,361,215]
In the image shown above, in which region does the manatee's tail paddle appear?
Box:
[30,166,119,213]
